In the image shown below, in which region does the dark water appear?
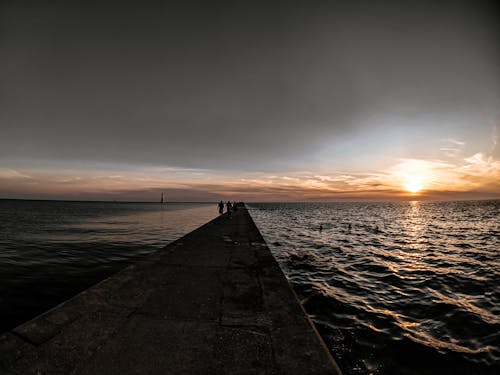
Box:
[248,201,499,375]
[0,199,217,333]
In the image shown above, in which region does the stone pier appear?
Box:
[0,206,341,374]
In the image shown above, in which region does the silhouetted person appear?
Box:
[226,201,233,218]
[218,200,224,215]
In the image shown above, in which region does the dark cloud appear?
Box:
[1,0,499,169]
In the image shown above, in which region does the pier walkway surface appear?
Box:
[0,206,341,374]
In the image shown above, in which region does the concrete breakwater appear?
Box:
[0,206,341,374]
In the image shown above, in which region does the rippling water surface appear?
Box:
[248,201,499,375]
[0,199,216,333]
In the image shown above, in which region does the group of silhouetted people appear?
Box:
[218,200,242,218]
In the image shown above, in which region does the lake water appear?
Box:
[248,201,499,375]
[0,199,217,333]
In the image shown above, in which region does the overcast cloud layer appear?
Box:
[1,0,499,172]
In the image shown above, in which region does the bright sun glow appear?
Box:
[405,175,423,193]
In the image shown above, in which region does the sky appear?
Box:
[1,0,499,201]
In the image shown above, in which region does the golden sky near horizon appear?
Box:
[2,140,499,201]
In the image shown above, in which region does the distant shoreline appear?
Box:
[1,197,499,204]
[0,198,216,204]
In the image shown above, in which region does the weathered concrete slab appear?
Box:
[0,206,342,375]
[78,318,216,375]
[138,265,223,321]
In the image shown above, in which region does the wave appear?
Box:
[249,200,500,375]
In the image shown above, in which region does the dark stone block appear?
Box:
[0,333,34,369]
[13,317,61,346]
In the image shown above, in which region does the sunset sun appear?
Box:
[405,175,423,193]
